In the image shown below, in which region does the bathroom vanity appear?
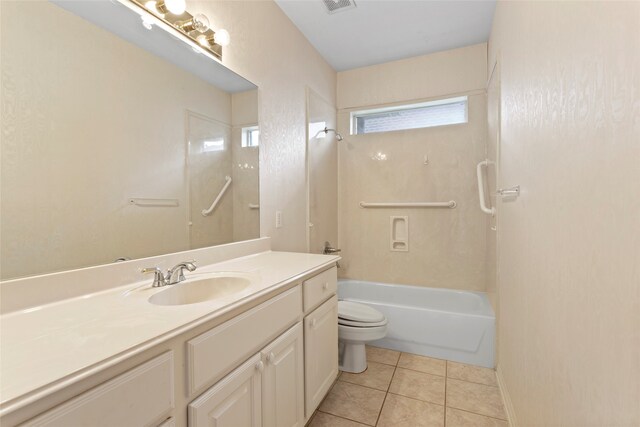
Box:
[0,239,339,426]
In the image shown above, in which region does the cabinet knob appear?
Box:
[256,361,264,373]
[311,318,317,328]
[267,352,275,364]
[322,282,329,291]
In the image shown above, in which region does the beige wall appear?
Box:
[489,2,640,425]
[338,44,487,110]
[191,0,337,253]
[336,45,489,291]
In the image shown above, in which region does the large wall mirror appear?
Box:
[1,0,260,280]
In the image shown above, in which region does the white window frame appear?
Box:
[241,125,259,147]
[350,96,468,136]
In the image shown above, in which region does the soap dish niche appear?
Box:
[390,216,409,252]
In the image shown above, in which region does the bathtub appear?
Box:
[338,279,495,368]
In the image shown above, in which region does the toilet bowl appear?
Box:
[338,300,388,373]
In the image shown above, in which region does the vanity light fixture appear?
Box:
[131,0,227,59]
[148,0,186,15]
[176,13,210,33]
[196,28,230,49]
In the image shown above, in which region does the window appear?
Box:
[202,138,225,152]
[242,126,259,147]
[351,96,467,135]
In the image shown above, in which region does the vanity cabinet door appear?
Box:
[261,323,304,427]
[304,295,338,418]
[188,354,262,427]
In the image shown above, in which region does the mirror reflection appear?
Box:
[0,0,259,280]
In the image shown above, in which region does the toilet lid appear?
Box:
[338,300,385,323]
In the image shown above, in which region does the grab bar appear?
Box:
[476,160,495,216]
[359,201,456,208]
[201,176,232,216]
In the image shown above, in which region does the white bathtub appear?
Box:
[338,279,495,368]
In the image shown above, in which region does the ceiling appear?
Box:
[275,0,496,71]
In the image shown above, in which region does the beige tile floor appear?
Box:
[307,346,509,427]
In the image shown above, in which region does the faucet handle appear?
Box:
[323,241,341,255]
[142,267,167,287]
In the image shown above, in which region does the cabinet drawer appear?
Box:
[303,267,337,313]
[187,286,302,396]
[22,352,174,427]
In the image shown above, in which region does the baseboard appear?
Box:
[496,364,518,427]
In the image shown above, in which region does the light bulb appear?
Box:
[164,0,186,14]
[178,13,210,33]
[213,29,230,47]
[196,34,211,48]
[144,0,162,16]
[192,14,210,32]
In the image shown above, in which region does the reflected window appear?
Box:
[242,126,259,147]
[203,138,225,152]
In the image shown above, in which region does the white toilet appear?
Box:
[338,300,388,373]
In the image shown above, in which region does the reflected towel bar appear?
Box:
[129,198,179,207]
[359,201,457,209]
[202,176,232,216]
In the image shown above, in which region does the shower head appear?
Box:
[314,127,343,141]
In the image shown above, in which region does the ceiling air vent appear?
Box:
[322,0,357,14]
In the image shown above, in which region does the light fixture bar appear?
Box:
[126,0,225,60]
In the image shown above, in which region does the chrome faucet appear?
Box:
[142,260,197,287]
[167,261,197,285]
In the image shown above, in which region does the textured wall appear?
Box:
[336,45,489,291]
[489,2,640,425]
[337,44,487,109]
[191,0,337,252]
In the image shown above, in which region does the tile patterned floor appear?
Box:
[307,346,509,427]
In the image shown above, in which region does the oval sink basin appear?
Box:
[148,275,252,306]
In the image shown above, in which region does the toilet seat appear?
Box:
[338,300,385,323]
[338,317,388,328]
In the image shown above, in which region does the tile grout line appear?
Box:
[444,361,448,426]
[445,406,510,423]
[316,409,371,426]
[373,364,396,426]
[386,391,445,407]
[446,375,500,388]
[394,365,447,378]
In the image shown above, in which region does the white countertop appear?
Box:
[0,250,338,413]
